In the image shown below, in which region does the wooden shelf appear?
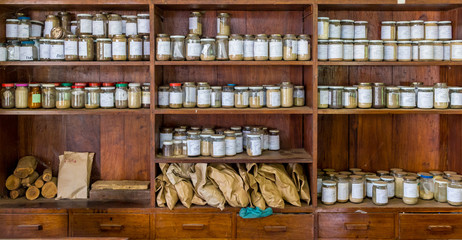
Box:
[155,202,313,213]
[318,61,462,66]
[155,148,312,163]
[0,108,150,115]
[318,108,462,115]
[155,61,313,66]
[153,2,312,11]
[0,61,150,67]
[154,106,313,114]
[0,198,151,211]
[317,1,461,11]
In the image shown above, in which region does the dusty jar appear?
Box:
[298,34,310,61]
[328,39,343,61]
[128,35,143,61]
[254,34,269,61]
[41,84,56,109]
[412,41,419,61]
[341,19,355,40]
[386,87,400,108]
[381,21,396,41]
[229,34,243,61]
[108,14,123,38]
[185,34,201,61]
[243,34,254,60]
[17,17,31,41]
[400,86,416,108]
[268,129,280,151]
[169,83,183,108]
[222,85,235,108]
[343,86,357,108]
[434,41,444,61]
[1,84,15,108]
[137,14,150,36]
[318,17,330,40]
[369,40,384,61]
[197,82,211,108]
[281,82,294,107]
[77,14,93,35]
[434,82,449,109]
[318,86,329,109]
[425,21,438,41]
[19,41,37,61]
[381,176,395,198]
[410,20,424,41]
[450,87,462,109]
[170,35,185,61]
[444,41,451,61]
[417,86,434,109]
[398,41,412,61]
[318,40,328,61]
[39,39,50,61]
[249,86,264,108]
[247,134,262,156]
[269,34,283,61]
[366,176,380,198]
[328,19,340,40]
[372,181,388,205]
[157,86,169,108]
[182,82,196,108]
[200,38,216,61]
[64,34,79,61]
[434,178,449,203]
[336,175,349,203]
[44,15,60,38]
[403,176,419,205]
[354,21,368,40]
[96,38,112,61]
[189,11,202,35]
[92,14,107,38]
[156,34,171,61]
[79,35,95,61]
[283,34,298,60]
[350,175,364,203]
[438,21,452,40]
[6,19,19,40]
[216,35,229,60]
[49,39,64,61]
[358,83,372,108]
[224,130,237,156]
[448,177,462,206]
[397,21,411,41]
[322,180,337,205]
[353,40,369,61]
[112,34,127,61]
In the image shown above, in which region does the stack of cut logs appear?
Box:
[5,156,57,200]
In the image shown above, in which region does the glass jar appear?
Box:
[112,35,127,61]
[438,21,452,40]
[128,83,141,109]
[371,82,385,108]
[182,82,197,108]
[322,180,337,205]
[397,21,411,41]
[402,176,418,204]
[216,35,229,60]
[224,130,236,156]
[434,82,449,109]
[449,87,462,108]
[381,21,396,41]
[49,39,64,61]
[411,41,419,61]
[448,177,462,206]
[85,87,100,109]
[419,173,434,200]
[329,86,343,109]
[294,86,305,107]
[186,131,201,157]
[156,34,171,61]
[417,86,434,109]
[185,34,201,61]
[386,87,400,108]
[141,83,150,108]
[96,38,112,61]
[341,19,354,40]
[79,35,95,61]
[169,83,183,108]
[200,38,216,61]
[335,175,348,203]
[400,86,416,108]
[197,82,211,108]
[100,86,115,108]
[328,39,343,61]
[1,83,15,108]
[318,40,328,61]
[159,127,173,149]
[211,134,225,158]
[451,40,462,61]
[423,21,438,41]
[210,86,222,108]
[70,21,78,35]
[108,14,122,38]
[58,11,71,32]
[318,17,330,40]
[19,41,37,61]
[297,34,310,61]
[64,34,79,61]
[254,34,269,61]
[358,83,372,108]
[353,40,368,61]
[349,175,364,203]
[343,40,354,61]
[222,85,234,108]
[354,21,368,40]
[6,19,19,40]
[162,140,173,157]
[128,35,143,61]
[234,86,249,108]
[249,86,264,108]
[115,83,129,109]
[434,178,449,203]
[188,12,202,35]
[40,84,56,109]
[366,176,380,198]
[383,41,397,61]
[77,14,93,35]
[157,86,170,108]
[243,34,254,60]
[44,15,60,38]
[419,40,434,61]
[227,34,244,61]
[443,41,451,61]
[281,82,294,107]
[410,20,424,41]
[0,43,6,61]
[372,181,388,205]
[369,40,384,61]
[200,134,212,156]
[266,86,281,108]
[217,13,230,36]
[143,35,150,61]
[92,14,107,38]
[137,14,150,36]
[247,134,262,156]
[434,41,444,61]
[444,171,457,179]
[267,129,280,151]
[342,86,357,108]
[329,19,341,39]
[171,139,183,156]
[14,84,28,109]
[398,41,412,61]
[28,83,41,109]
[283,34,297,61]
[380,176,395,198]
[17,17,31,41]
[39,39,50,61]
[55,86,71,109]
[318,86,329,109]
[268,34,283,61]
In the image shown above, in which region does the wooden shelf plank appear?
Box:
[0,61,150,67]
[318,61,462,66]
[155,148,313,163]
[318,108,462,115]
[152,2,312,11]
[0,198,150,211]
[0,0,148,4]
[155,61,313,66]
[155,202,313,213]
[0,109,150,115]
[154,107,313,115]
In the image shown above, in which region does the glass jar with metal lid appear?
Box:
[115,83,129,108]
[328,19,341,39]
[369,40,384,61]
[142,35,150,61]
[78,35,94,61]
[366,176,380,198]
[397,21,411,41]
[44,15,60,38]
[353,40,368,61]
[433,41,444,61]
[268,34,282,61]
[6,19,19,40]
[112,34,127,61]
[434,178,449,203]
[77,14,93,35]
[85,86,100,109]
[128,83,141,109]
[200,38,216,61]
[59,11,71,32]
[100,86,115,108]
[157,86,170,108]
[268,129,280,151]
[254,34,269,61]
[281,82,294,107]
[318,40,328,61]
[92,14,107,38]
[14,83,28,109]
[41,84,56,109]
[358,83,372,108]
[162,140,174,157]
[217,13,230,36]
[156,34,171,61]
[318,17,330,40]
[328,39,343,61]
[397,41,412,61]
[343,40,354,61]
[39,39,50,61]
[403,176,419,204]
[56,86,71,109]
[354,21,368,40]
[381,21,396,41]
[19,41,37,61]
[247,134,262,157]
[211,134,225,158]
[400,87,416,108]
[123,15,137,37]
[438,21,452,40]
[283,34,298,60]
[372,181,388,205]
[137,14,150,36]
[322,180,337,205]
[380,176,395,198]
[49,39,64,61]
[451,40,462,61]
[433,82,449,109]
[419,173,434,200]
[266,86,281,108]
[417,86,434,109]
[222,85,234,108]
[294,86,305,106]
[182,82,196,108]
[108,14,123,38]
[372,82,386,108]
[128,35,143,61]
[449,87,462,108]
[17,17,31,41]
[336,175,349,203]
[249,86,264,108]
[169,83,183,108]
[419,40,434,61]
[1,83,15,108]
[349,175,364,203]
[200,133,212,156]
[210,86,222,108]
[341,19,354,40]
[197,82,211,108]
[64,34,79,61]
[243,34,254,60]
[424,21,438,41]
[224,130,237,156]
[386,86,400,108]
[228,34,243,61]
[186,131,201,157]
[297,34,310,61]
[383,41,397,61]
[234,86,249,108]
[447,177,462,206]
[342,86,357,108]
[318,86,329,108]
[410,20,424,41]
[185,34,201,61]
[216,35,229,60]
[188,12,202,35]
[28,83,41,109]
[96,38,112,61]
[329,86,343,109]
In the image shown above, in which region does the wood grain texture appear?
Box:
[400,213,462,239]
[0,213,68,238]
[237,214,313,239]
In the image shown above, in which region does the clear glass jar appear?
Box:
[419,40,434,61]
[372,181,388,205]
[268,34,282,61]
[14,83,28,109]
[211,134,225,158]
[228,34,243,61]
[44,15,60,38]
[85,86,100,109]
[369,40,384,61]
[197,82,211,108]
[354,21,368,40]
[343,86,357,108]
[380,176,395,198]
[411,41,419,61]
[243,34,254,61]
[297,34,310,61]
[294,86,305,107]
[282,34,297,61]
[77,14,93,35]
[78,35,95,61]
[128,83,141,109]
[137,14,150,36]
[434,178,449,203]
[448,177,462,206]
[19,41,37,61]
[7,41,19,61]
[224,130,237,156]
[449,87,462,108]
[143,35,150,61]
[358,83,372,108]
[381,21,396,41]
[403,176,418,204]
[383,41,397,61]
[372,82,386,109]
[115,83,129,109]
[318,40,328,61]
[92,14,108,38]
[156,34,171,61]
[6,19,19,40]
[169,83,183,108]
[55,86,71,109]
[434,82,449,109]
[141,83,150,108]
[247,134,262,157]
[366,176,380,198]
[162,140,173,157]
[397,21,411,41]
[64,34,79,61]
[341,19,354,40]
[386,86,400,108]
[200,133,212,156]
[210,86,222,108]
[200,38,216,61]
[49,39,64,61]
[17,17,31,41]
[329,19,341,39]
[182,82,197,108]
[128,35,143,61]
[41,84,56,109]
[216,35,229,60]
[268,129,280,151]
[222,85,234,108]
[0,43,7,61]
[334,175,348,203]
[281,82,294,107]
[419,173,434,200]
[189,12,202,35]
[112,34,127,61]
[322,180,337,205]
[234,86,249,108]
[443,41,451,61]
[100,86,115,108]
[217,13,230,36]
[96,38,112,61]
[234,132,243,153]
[58,11,71,32]
[108,14,123,38]
[186,131,201,157]
[185,34,201,61]
[39,39,50,61]
[157,86,170,108]
[398,41,412,61]
[343,40,354,61]
[318,17,330,40]
[28,84,41,109]
[266,86,281,108]
[318,86,329,109]
[424,21,438,41]
[353,40,369,61]
[1,83,15,108]
[249,86,264,108]
[434,41,444,61]
[349,175,364,203]
[70,21,78,35]
[328,39,343,61]
[70,86,85,108]
[400,86,416,108]
[438,21,452,40]
[329,86,343,109]
[254,34,269,61]
[410,20,424,41]
[171,139,182,156]
[417,86,434,109]
[159,127,173,149]
[451,40,462,61]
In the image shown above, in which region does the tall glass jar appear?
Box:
[156,34,171,61]
[159,127,173,149]
[449,87,462,109]
[182,82,196,108]
[200,38,216,61]
[222,85,234,108]
[283,34,297,60]
[372,181,388,205]
[115,83,129,109]
[247,134,262,156]
[234,86,249,108]
[216,35,229,60]
[353,40,369,61]
[371,82,386,108]
[128,35,143,61]
[397,21,411,41]
[318,86,329,109]
[211,134,226,158]
[318,40,328,61]
[243,34,254,60]
[185,34,201,61]
[329,86,343,109]
[417,86,434,109]
[329,19,341,39]
[281,82,294,107]
[217,13,230,36]
[419,173,434,200]
[386,86,400,108]
[70,21,78,35]
[336,175,349,203]
[143,35,150,61]
[189,12,202,35]
[229,34,243,61]
[77,14,93,35]
[448,177,462,206]
[44,15,60,38]
[85,87,100,109]
[394,171,407,198]
[128,83,141,109]
[410,20,424,41]
[137,14,150,36]
[96,38,112,61]
[41,84,56,109]
[39,39,50,61]
[341,19,354,40]
[398,41,412,61]
[1,83,15,108]
[434,82,449,109]
[28,83,41,109]
[343,40,354,61]
[349,175,364,203]
[141,83,150,108]
[366,176,380,198]
[424,21,438,41]
[6,19,19,40]
[328,39,344,61]
[92,14,108,38]
[17,17,31,41]
[381,21,396,41]
[108,14,123,38]
[439,21,452,40]
[186,131,201,157]
[254,34,269,61]
[224,130,237,156]
[200,133,212,156]
[403,176,419,205]
[419,40,434,61]
[294,86,305,107]
[434,41,444,61]
[78,35,94,61]
[297,34,310,61]
[358,83,372,108]
[49,39,64,61]
[318,17,330,40]
[342,86,357,108]
[269,34,283,61]
[369,40,384,61]
[157,86,169,108]
[400,86,416,109]
[384,41,397,61]
[434,179,449,203]
[266,86,281,108]
[112,34,127,61]
[64,34,79,61]
[19,41,37,61]
[380,176,395,198]
[14,83,28,109]
[169,83,183,108]
[210,86,222,108]
[322,180,337,205]
[249,86,264,108]
[354,21,368,40]
[197,82,211,108]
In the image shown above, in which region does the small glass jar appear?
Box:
[397,21,411,41]
[41,84,56,109]
[268,129,280,151]
[49,39,64,61]
[381,21,396,41]
[234,86,249,108]
[19,41,37,61]
[380,176,395,198]
[447,177,462,206]
[403,176,419,204]
[185,34,201,61]
[217,13,230,36]
[336,175,349,203]
[200,38,216,61]
[39,39,50,61]
[438,21,452,40]
[443,41,451,61]
[77,14,93,35]
[254,34,269,61]
[55,86,71,109]
[100,86,115,108]
[108,14,123,38]
[268,34,282,61]
[419,173,434,200]
[329,86,343,109]
[400,86,416,109]
[249,86,264,108]
[296,34,310,61]
[85,87,100,109]
[318,17,330,40]
[159,127,173,149]
[451,40,462,61]
[92,14,108,38]
[349,175,364,203]
[169,83,183,108]
[449,87,462,108]
[137,14,150,36]
[283,34,298,61]
[354,21,368,40]
[17,17,31,41]
[318,40,328,61]
[211,134,225,158]
[141,83,150,109]
[210,86,222,108]
[294,86,305,107]
[170,139,182,156]
[372,82,386,109]
[281,82,294,108]
[410,20,424,41]
[188,12,202,35]
[1,83,15,108]
[44,15,60,38]
[341,19,355,40]
[128,35,143,61]
[372,181,388,205]
[266,86,281,108]
[216,35,229,60]
[186,131,201,157]
[247,134,262,156]
[198,133,211,156]
[386,87,400,108]
[358,83,372,108]
[434,41,444,61]
[96,38,112,61]
[398,41,412,61]
[423,21,438,41]
[353,40,368,61]
[343,40,354,61]
[369,40,384,61]
[434,178,449,203]
[227,34,244,61]
[412,41,419,61]
[14,84,28,109]
[156,34,171,61]
[322,180,337,205]
[28,84,41,109]
[366,176,380,198]
[341,86,356,108]
[222,85,235,108]
[419,40,434,61]
[383,41,397,61]
[128,83,141,109]
[157,86,170,108]
[142,35,150,61]
[224,130,237,156]
[318,86,329,109]
[243,34,254,60]
[434,83,449,109]
[417,86,434,109]
[6,19,19,40]
[112,35,127,61]
[162,140,173,157]
[182,82,197,108]
[329,19,341,39]
[70,21,78,35]
[115,83,129,109]
[197,82,211,108]
[64,34,79,61]
[328,39,343,61]
[78,35,94,61]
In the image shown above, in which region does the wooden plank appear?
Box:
[0,109,149,116]
[89,189,150,201]
[154,106,313,114]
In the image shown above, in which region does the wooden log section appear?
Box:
[42,168,52,182]
[21,171,39,188]
[13,156,38,178]
[26,186,40,200]
[9,188,25,199]
[5,175,21,190]
[41,177,57,199]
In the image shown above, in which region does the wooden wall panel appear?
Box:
[124,115,150,181]
[0,116,18,197]
[318,115,349,170]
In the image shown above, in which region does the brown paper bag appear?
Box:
[286,163,311,204]
[166,163,195,208]
[255,172,284,208]
[207,163,250,208]
[155,174,167,208]
[190,163,226,210]
[158,163,179,210]
[56,151,94,199]
[238,163,266,210]
[259,163,301,206]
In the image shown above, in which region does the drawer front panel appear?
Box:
[0,213,68,238]
[237,214,313,239]
[400,213,462,239]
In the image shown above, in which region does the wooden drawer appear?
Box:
[400,213,462,239]
[70,213,150,239]
[318,213,395,239]
[0,213,68,238]
[237,214,313,239]
[155,213,232,239]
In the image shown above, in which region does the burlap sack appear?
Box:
[56,151,94,199]
[166,163,195,208]
[190,163,226,210]
[286,163,311,204]
[259,163,301,206]
[238,163,265,210]
[159,163,179,210]
[207,163,250,208]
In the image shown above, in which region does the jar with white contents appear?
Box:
[328,40,343,61]
[354,21,368,40]
[381,176,395,198]
[403,176,419,205]
[443,41,451,61]
[186,131,201,157]
[398,41,412,61]
[318,40,328,61]
[349,175,364,203]
[417,86,434,109]
[211,134,225,158]
[322,180,337,205]
[224,130,237,156]
[358,83,372,108]
[246,134,262,157]
[369,40,384,61]
[412,41,419,61]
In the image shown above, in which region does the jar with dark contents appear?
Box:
[41,84,56,109]
[96,38,112,61]
[112,35,127,61]
[44,15,60,38]
[71,86,85,108]
[28,83,41,109]
[372,82,386,108]
[156,34,171,61]
[59,12,71,32]
[1,83,15,109]
[128,35,143,61]
[108,14,123,38]
[92,14,108,38]
[79,35,95,61]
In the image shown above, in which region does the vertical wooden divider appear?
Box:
[150,2,157,209]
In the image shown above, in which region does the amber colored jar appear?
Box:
[44,15,60,38]
[112,34,127,61]
[128,35,143,61]
[28,83,42,109]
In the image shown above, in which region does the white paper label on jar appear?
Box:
[412,45,419,60]
[159,132,172,149]
[187,139,201,156]
[369,45,384,60]
[143,41,150,56]
[298,40,309,55]
[384,45,396,60]
[444,45,450,60]
[115,89,128,101]
[142,92,150,104]
[328,44,343,59]
[404,183,418,198]
[137,19,150,34]
[381,26,391,40]
[320,90,329,105]
[44,21,54,36]
[269,91,281,107]
[31,24,42,37]
[157,41,171,55]
[169,92,182,104]
[158,91,169,106]
[439,26,452,39]
[243,92,249,106]
[342,25,354,39]
[19,47,33,61]
[290,40,298,55]
[187,43,201,57]
[397,26,410,40]
[269,42,282,58]
[425,25,438,39]
[249,139,261,156]
[418,92,433,108]
[366,182,374,198]
[104,43,112,58]
[343,45,354,60]
[452,45,462,59]
[13,45,20,60]
[225,139,236,156]
[351,183,364,199]
[387,182,395,197]
[229,41,243,56]
[129,41,142,56]
[322,187,336,203]
[318,22,324,37]
[18,24,30,39]
[0,48,6,61]
[376,189,388,204]
[78,41,88,57]
[434,46,444,60]
[435,88,449,103]
[189,17,197,30]
[358,88,372,104]
[329,24,341,39]
[213,141,225,156]
[400,92,416,107]
[257,91,264,106]
[420,45,433,60]
[50,44,64,60]
[398,46,411,60]
[254,42,268,57]
[100,92,114,107]
[197,89,211,105]
[6,24,18,38]
[354,25,366,39]
[92,20,104,36]
[451,92,462,106]
[65,40,78,56]
[126,22,137,36]
[71,25,77,35]
[122,20,127,34]
[263,134,269,150]
[109,21,122,36]
[40,44,50,59]
[268,135,279,150]
[244,40,254,58]
[337,182,349,201]
[318,44,328,60]
[317,179,323,195]
[448,187,462,203]
[222,92,234,107]
[112,41,126,56]
[353,45,366,60]
[411,25,424,39]
[80,19,92,33]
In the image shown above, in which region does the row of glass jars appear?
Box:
[156,33,311,61]
[188,12,230,36]
[160,126,280,158]
[0,35,150,61]
[318,39,462,61]
[319,168,462,206]
[159,82,304,109]
[0,82,150,109]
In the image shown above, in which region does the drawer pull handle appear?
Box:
[345,223,369,230]
[100,224,124,231]
[17,225,43,231]
[428,225,453,233]
[182,224,205,230]
[264,226,287,232]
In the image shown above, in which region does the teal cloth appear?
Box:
[239,207,273,219]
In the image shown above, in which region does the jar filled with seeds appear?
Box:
[358,83,372,108]
[294,86,305,106]
[283,34,298,60]
[243,34,254,60]
[254,34,269,61]
[343,86,357,109]
[156,34,171,60]
[185,34,201,61]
